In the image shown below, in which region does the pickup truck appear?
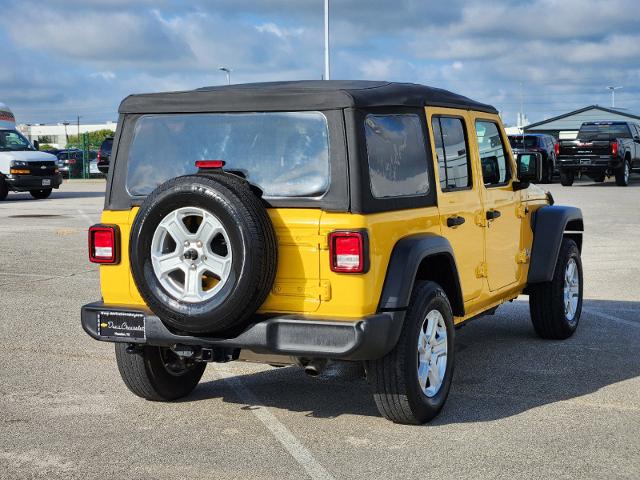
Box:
[556,121,640,186]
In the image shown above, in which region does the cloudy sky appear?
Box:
[2,0,640,126]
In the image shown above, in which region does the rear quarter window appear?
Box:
[364,114,430,198]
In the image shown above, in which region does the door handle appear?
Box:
[447,216,466,228]
[486,210,502,220]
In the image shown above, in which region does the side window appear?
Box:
[475,120,511,186]
[364,114,430,198]
[431,116,471,190]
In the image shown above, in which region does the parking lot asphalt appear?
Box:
[0,177,639,479]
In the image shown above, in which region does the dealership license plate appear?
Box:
[580,159,591,165]
[97,311,145,340]
[42,179,51,186]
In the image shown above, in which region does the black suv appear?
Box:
[97,137,113,174]
[508,133,557,183]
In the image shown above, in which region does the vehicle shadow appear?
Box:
[4,191,105,201]
[570,175,640,187]
[191,299,640,424]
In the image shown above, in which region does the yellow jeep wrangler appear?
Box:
[82,81,584,424]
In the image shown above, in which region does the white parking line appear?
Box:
[583,308,640,329]
[215,368,335,480]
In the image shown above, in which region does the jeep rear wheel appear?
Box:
[366,281,455,424]
[129,173,277,334]
[529,238,583,339]
[115,344,206,401]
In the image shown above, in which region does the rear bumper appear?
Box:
[558,156,622,172]
[81,302,404,361]
[5,173,63,191]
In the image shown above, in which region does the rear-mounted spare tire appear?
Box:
[129,173,277,334]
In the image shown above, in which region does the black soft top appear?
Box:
[118,80,497,114]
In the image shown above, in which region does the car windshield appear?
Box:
[126,112,330,197]
[508,136,538,148]
[0,129,34,152]
[578,124,631,141]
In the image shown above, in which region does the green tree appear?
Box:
[67,129,115,148]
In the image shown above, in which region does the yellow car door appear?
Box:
[426,108,485,305]
[471,115,522,292]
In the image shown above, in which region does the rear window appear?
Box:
[364,114,430,198]
[578,123,632,141]
[126,112,330,197]
[508,136,538,148]
[100,138,113,155]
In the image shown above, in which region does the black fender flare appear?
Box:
[378,234,464,317]
[528,205,583,284]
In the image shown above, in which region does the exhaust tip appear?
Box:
[304,365,321,376]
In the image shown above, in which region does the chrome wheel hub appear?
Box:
[151,207,232,303]
[417,309,448,397]
[625,162,630,183]
[563,257,580,321]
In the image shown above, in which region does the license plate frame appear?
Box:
[97,311,146,341]
[579,158,591,165]
[42,179,51,186]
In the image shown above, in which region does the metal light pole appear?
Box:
[324,0,330,80]
[606,86,622,108]
[219,67,231,85]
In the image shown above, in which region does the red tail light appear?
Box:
[611,141,619,156]
[89,225,119,264]
[554,142,560,155]
[97,151,102,162]
[329,231,368,273]
[195,160,225,169]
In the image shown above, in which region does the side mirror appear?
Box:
[515,152,542,187]
[33,140,40,150]
[481,155,500,185]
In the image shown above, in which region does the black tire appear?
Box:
[529,238,583,340]
[0,178,8,201]
[30,188,52,199]
[560,170,574,186]
[114,344,206,401]
[615,158,630,186]
[541,159,552,183]
[592,174,605,183]
[129,173,277,334]
[366,282,455,424]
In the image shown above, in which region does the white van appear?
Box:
[0,103,62,200]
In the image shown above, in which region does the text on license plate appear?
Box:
[580,159,591,165]
[97,311,145,340]
[42,179,51,186]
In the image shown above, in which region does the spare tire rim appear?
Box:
[564,257,580,322]
[151,206,233,303]
[417,309,448,398]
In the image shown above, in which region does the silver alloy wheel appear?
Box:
[417,309,448,397]
[624,161,630,183]
[150,207,232,303]
[563,257,580,321]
